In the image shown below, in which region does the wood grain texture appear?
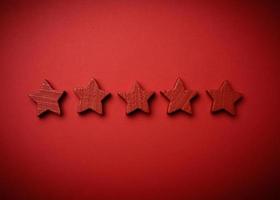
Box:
[119,82,154,114]
[73,78,110,115]
[161,78,198,114]
[29,80,65,117]
[207,80,243,115]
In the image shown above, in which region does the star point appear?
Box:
[207,80,243,115]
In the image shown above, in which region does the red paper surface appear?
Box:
[0,1,279,199]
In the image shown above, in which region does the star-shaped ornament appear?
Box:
[161,78,198,114]
[73,79,110,114]
[29,80,65,117]
[207,80,243,115]
[119,82,154,114]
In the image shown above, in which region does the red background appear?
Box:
[0,1,279,200]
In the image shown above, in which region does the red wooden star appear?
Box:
[161,78,198,114]
[207,80,243,115]
[119,82,154,114]
[73,78,110,114]
[29,80,65,117]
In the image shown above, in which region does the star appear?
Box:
[161,78,198,114]
[207,80,243,115]
[73,78,110,114]
[29,80,65,117]
[119,82,154,114]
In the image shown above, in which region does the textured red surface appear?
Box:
[161,78,198,114]
[29,80,65,116]
[74,78,110,115]
[119,82,154,114]
[207,80,243,115]
[0,1,279,200]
